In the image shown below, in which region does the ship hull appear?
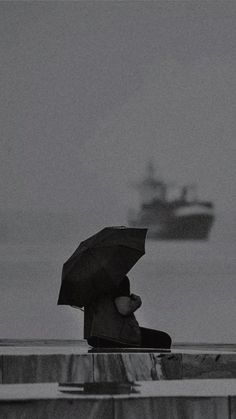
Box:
[130,213,214,240]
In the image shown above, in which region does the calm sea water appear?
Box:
[1,220,236,343]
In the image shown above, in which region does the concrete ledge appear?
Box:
[0,380,236,419]
[1,343,236,384]
[0,351,182,384]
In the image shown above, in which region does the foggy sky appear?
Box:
[1,1,236,233]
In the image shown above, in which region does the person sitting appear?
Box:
[84,276,171,349]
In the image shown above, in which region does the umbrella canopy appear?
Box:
[57,226,147,308]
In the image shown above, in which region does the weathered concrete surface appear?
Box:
[0,350,182,384]
[93,353,182,382]
[1,343,236,384]
[0,380,235,419]
[0,398,113,419]
[0,356,2,384]
[230,397,236,419]
[1,343,236,418]
[114,397,228,419]
[182,353,236,378]
[2,353,93,384]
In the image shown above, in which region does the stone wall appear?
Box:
[1,350,236,383]
[0,381,236,419]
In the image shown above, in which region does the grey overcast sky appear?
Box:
[1,1,236,232]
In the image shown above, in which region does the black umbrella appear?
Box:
[57,226,147,308]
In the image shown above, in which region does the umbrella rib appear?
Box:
[92,244,145,252]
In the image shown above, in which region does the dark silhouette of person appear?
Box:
[84,276,171,349]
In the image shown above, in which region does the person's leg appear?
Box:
[139,327,172,349]
[87,337,128,348]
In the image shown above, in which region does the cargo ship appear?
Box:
[128,162,215,240]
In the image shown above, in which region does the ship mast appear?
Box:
[135,161,166,204]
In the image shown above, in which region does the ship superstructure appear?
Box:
[128,162,214,240]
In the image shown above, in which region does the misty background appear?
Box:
[1,1,236,343]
